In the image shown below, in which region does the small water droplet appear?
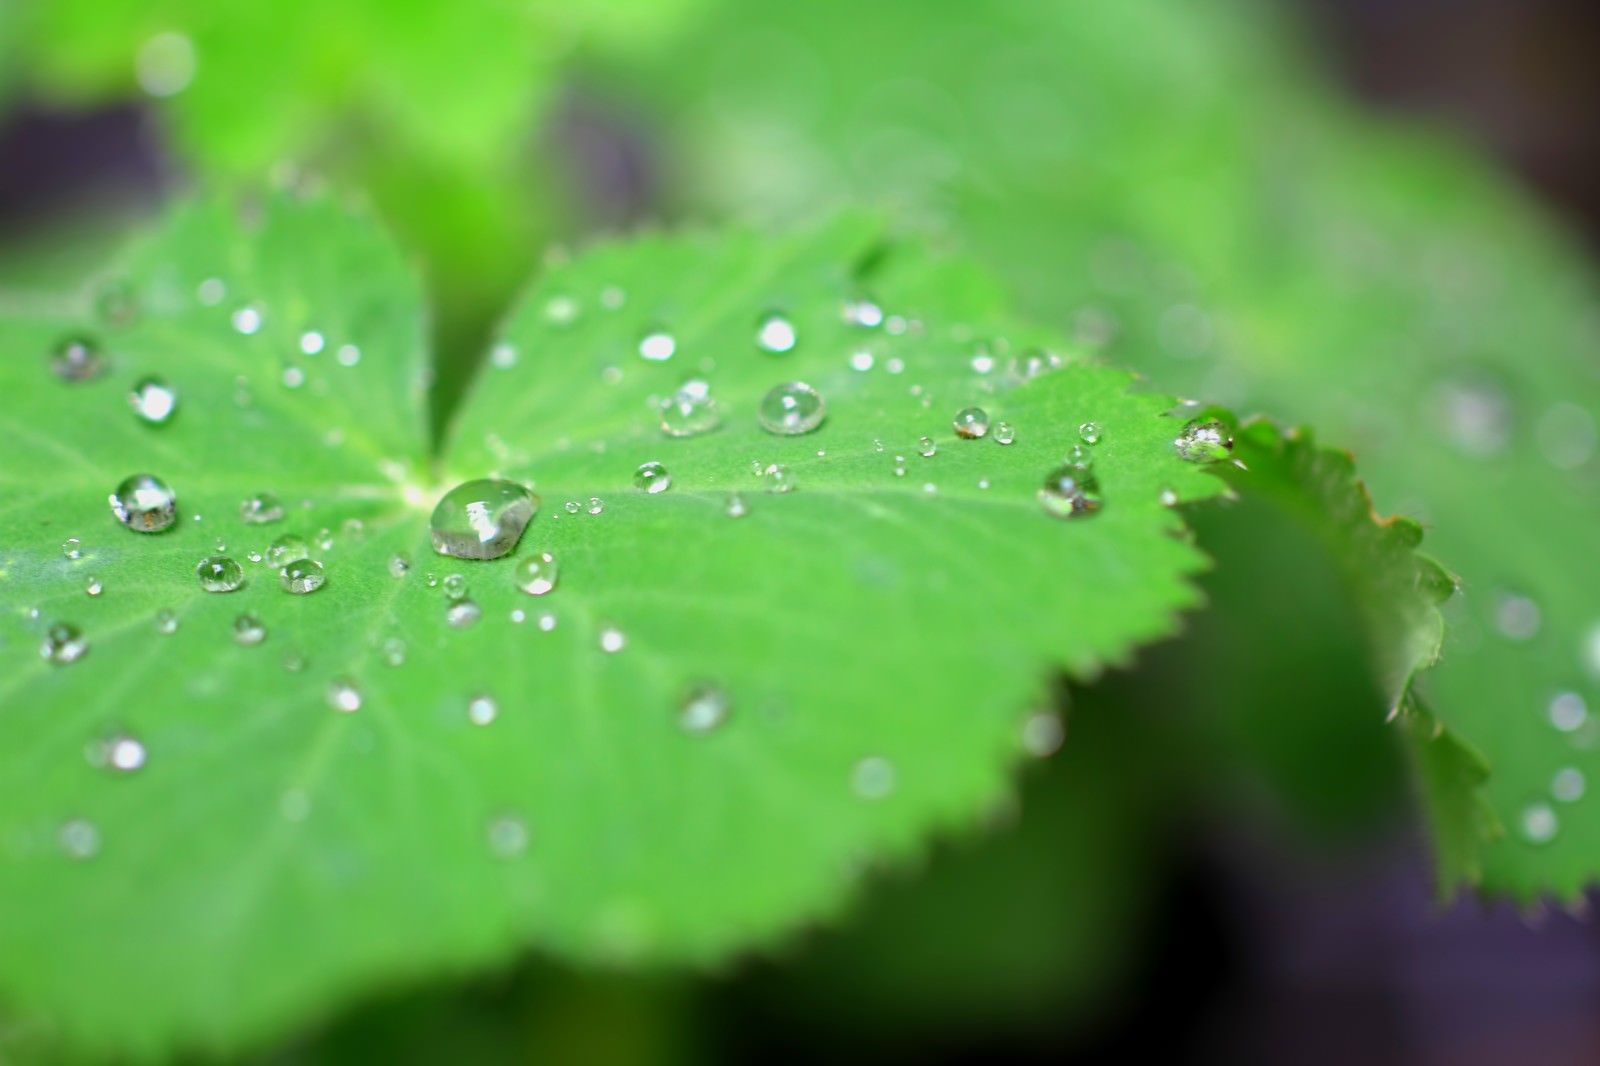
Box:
[1063,445,1093,469]
[1078,422,1102,444]
[490,341,517,368]
[327,678,362,713]
[129,377,178,425]
[84,575,103,597]
[759,382,827,435]
[679,686,730,733]
[544,294,580,327]
[442,574,468,600]
[280,559,326,594]
[62,537,82,560]
[1159,485,1179,507]
[197,278,225,305]
[486,814,529,857]
[52,336,106,381]
[537,613,557,632]
[281,365,306,389]
[239,492,284,524]
[993,422,1016,445]
[110,474,178,533]
[88,731,147,773]
[154,609,178,635]
[429,479,537,560]
[232,305,263,335]
[446,600,482,629]
[299,331,325,355]
[388,553,412,579]
[842,298,883,328]
[564,500,581,515]
[756,312,797,353]
[383,637,407,666]
[1550,692,1588,732]
[283,652,305,673]
[335,344,361,367]
[851,756,896,800]
[1038,466,1102,519]
[599,625,626,653]
[885,357,905,375]
[1553,767,1586,803]
[425,572,439,587]
[849,350,875,372]
[136,30,194,96]
[196,556,244,592]
[634,461,672,493]
[232,613,266,646]
[971,352,996,375]
[601,285,626,310]
[763,464,794,493]
[509,609,526,623]
[1520,801,1558,844]
[41,623,89,664]
[94,278,138,326]
[587,497,604,515]
[1496,594,1541,641]
[1174,419,1233,463]
[953,407,990,439]
[659,379,720,437]
[59,818,101,860]
[639,328,676,362]
[726,492,749,518]
[1022,713,1065,757]
[513,552,559,596]
[917,436,937,458]
[468,694,498,726]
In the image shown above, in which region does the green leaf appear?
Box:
[0,194,1228,1057]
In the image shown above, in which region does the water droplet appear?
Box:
[327,678,362,713]
[1078,422,1103,444]
[849,350,875,372]
[851,756,896,800]
[639,328,676,362]
[1174,419,1233,463]
[659,379,720,437]
[265,534,309,568]
[232,305,263,335]
[232,613,266,646]
[442,574,468,600]
[599,626,626,653]
[1496,594,1541,641]
[388,553,412,579]
[513,552,559,596]
[1550,691,1588,732]
[726,492,749,518]
[62,538,82,560]
[544,294,580,327]
[679,686,730,733]
[280,365,306,389]
[971,352,996,375]
[88,732,147,773]
[587,497,604,515]
[601,285,626,310]
[486,814,529,857]
[953,407,990,439]
[993,422,1016,445]
[94,278,138,326]
[299,331,325,355]
[842,298,883,328]
[383,637,406,666]
[41,623,89,664]
[1553,767,1586,803]
[154,609,178,635]
[446,600,482,629]
[129,377,177,425]
[1521,802,1558,845]
[136,30,194,96]
[537,613,557,633]
[197,556,245,593]
[917,436,937,458]
[1433,375,1511,457]
[280,559,326,594]
[283,653,305,673]
[634,461,672,493]
[564,500,581,515]
[59,818,100,860]
[110,474,178,533]
[1022,713,1065,757]
[1038,466,1103,519]
[763,464,794,494]
[1063,444,1093,469]
[756,312,797,353]
[429,479,537,561]
[1159,485,1179,507]
[490,341,517,369]
[425,573,439,587]
[467,694,498,726]
[84,575,103,597]
[239,492,284,524]
[336,344,361,367]
[885,357,905,375]
[197,278,225,305]
[51,336,106,381]
[759,382,827,435]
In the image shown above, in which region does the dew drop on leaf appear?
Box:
[1021,713,1065,757]
[1078,422,1103,444]
[1553,767,1586,803]
[232,613,266,646]
[513,552,558,596]
[759,382,827,435]
[953,407,990,439]
[841,298,883,328]
[634,461,672,494]
[486,815,529,858]
[299,331,325,355]
[849,351,874,372]
[59,819,100,860]
[41,623,89,664]
[851,756,896,800]
[1549,692,1587,733]
[1174,419,1233,463]
[917,436,937,457]
[638,328,676,362]
[87,732,147,773]
[129,377,177,425]
[239,492,284,524]
[679,686,731,733]
[756,312,797,353]
[231,305,263,335]
[1159,485,1179,507]
[83,576,102,597]
[467,695,498,727]
[587,497,604,515]
[599,626,626,653]
[196,556,245,593]
[61,538,81,560]
[388,553,412,579]
[442,574,468,600]
[1063,444,1093,469]
[537,613,557,633]
[383,637,406,666]
[280,559,326,594]
[429,479,537,561]
[445,600,482,629]
[1520,802,1558,845]
[327,679,362,713]
[51,336,106,382]
[154,609,178,635]
[993,422,1016,445]
[726,492,749,518]
[763,464,794,494]
[1496,594,1541,641]
[659,380,720,437]
[265,534,309,568]
[110,474,178,533]
[1038,466,1103,519]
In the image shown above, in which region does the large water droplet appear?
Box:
[232,613,266,646]
[1037,466,1103,519]
[756,312,797,353]
[639,328,676,362]
[1174,419,1233,463]
[634,461,672,493]
[52,336,106,381]
[759,382,827,435]
[953,407,990,439]
[240,492,284,524]
[659,380,720,437]
[446,600,482,629]
[280,559,326,594]
[679,686,731,733]
[429,479,537,560]
[110,474,178,533]
[129,377,177,425]
[197,555,244,592]
[513,552,559,596]
[41,623,89,664]
[327,678,362,713]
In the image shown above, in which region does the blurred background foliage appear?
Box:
[2,0,1599,1062]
